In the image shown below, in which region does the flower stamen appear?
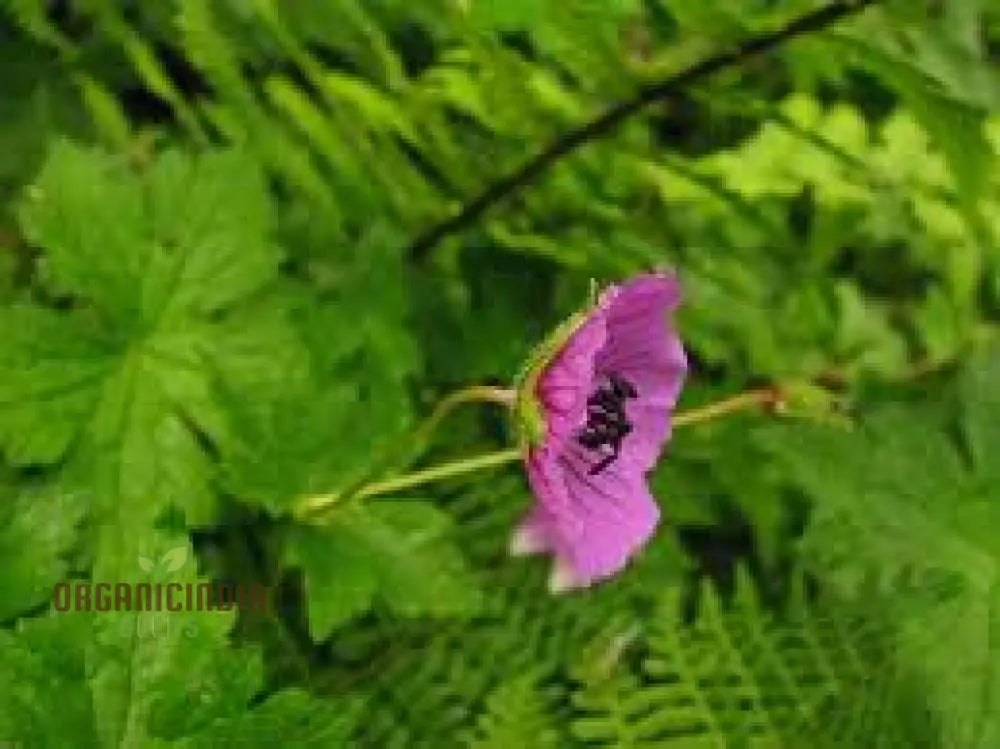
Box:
[576,372,638,475]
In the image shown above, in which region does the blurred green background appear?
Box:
[2,1,1000,747]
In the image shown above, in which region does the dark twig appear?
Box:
[407,0,878,262]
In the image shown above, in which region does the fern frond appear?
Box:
[463,669,564,749]
[568,568,936,748]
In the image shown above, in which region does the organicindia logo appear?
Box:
[51,546,270,613]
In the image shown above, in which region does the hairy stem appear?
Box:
[294,448,523,522]
[407,0,878,262]
[353,448,523,502]
[295,387,781,522]
[392,385,516,473]
[671,388,781,428]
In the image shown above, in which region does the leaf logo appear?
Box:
[137,546,188,574]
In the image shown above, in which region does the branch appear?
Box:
[407,0,879,262]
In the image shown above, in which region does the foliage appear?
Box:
[761,347,1000,747]
[1,0,1000,746]
[0,535,355,747]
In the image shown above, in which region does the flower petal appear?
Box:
[510,507,556,556]
[620,399,676,473]
[528,442,659,588]
[536,305,608,445]
[595,273,687,471]
[548,557,583,594]
[598,273,686,384]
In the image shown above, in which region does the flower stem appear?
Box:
[410,386,515,452]
[367,390,774,498]
[354,448,523,502]
[294,386,515,522]
[372,384,516,481]
[295,386,783,522]
[670,388,781,428]
[295,448,523,523]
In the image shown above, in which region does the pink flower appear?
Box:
[511,273,687,591]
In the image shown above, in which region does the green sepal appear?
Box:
[512,295,599,450]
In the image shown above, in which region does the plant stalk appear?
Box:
[671,388,781,428]
[392,385,516,473]
[295,386,780,522]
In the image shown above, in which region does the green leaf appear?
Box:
[0,534,351,748]
[465,670,563,749]
[960,342,1000,485]
[570,570,930,747]
[0,31,90,200]
[0,478,84,621]
[1,143,299,579]
[286,500,482,640]
[833,32,994,239]
[217,282,417,515]
[18,141,277,326]
[0,304,114,465]
[0,610,100,747]
[0,246,14,301]
[467,0,546,29]
[762,344,1000,748]
[168,689,359,748]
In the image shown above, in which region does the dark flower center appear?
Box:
[575,373,637,475]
